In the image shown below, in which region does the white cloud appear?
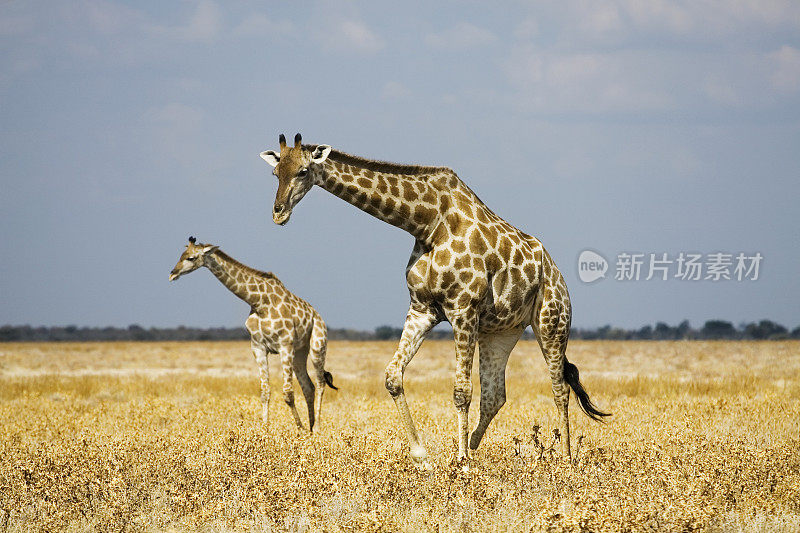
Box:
[622,0,800,36]
[621,0,694,35]
[319,19,383,53]
[514,0,800,47]
[233,13,294,38]
[504,1,800,115]
[341,20,384,52]
[82,0,143,35]
[150,0,222,43]
[770,46,800,93]
[505,48,674,113]
[575,1,624,35]
[425,22,496,49]
[0,1,156,78]
[506,30,800,115]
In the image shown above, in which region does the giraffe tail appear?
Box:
[564,359,610,422]
[324,371,338,391]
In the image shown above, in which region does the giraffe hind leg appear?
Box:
[469,328,523,451]
[308,318,331,432]
[278,344,306,431]
[531,300,573,459]
[292,345,316,432]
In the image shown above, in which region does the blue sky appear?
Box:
[2,1,799,330]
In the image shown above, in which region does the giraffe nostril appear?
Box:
[274,204,284,214]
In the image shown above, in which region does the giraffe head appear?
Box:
[259,133,332,225]
[169,236,219,281]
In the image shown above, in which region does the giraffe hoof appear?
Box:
[413,460,433,472]
[410,444,428,460]
[410,444,432,471]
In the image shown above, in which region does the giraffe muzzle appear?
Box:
[169,271,181,282]
[272,206,291,225]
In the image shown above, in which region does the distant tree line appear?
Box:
[571,319,799,341]
[1,319,798,343]
[0,324,251,342]
[0,324,401,342]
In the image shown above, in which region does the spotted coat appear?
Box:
[260,134,607,467]
[169,239,335,432]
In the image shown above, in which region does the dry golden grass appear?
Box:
[1,340,799,532]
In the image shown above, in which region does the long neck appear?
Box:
[204,251,264,307]
[318,157,442,243]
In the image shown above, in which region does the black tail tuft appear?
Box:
[564,360,610,422]
[324,371,338,391]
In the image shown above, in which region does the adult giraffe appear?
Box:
[260,133,608,469]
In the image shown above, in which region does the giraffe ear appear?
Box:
[260,150,280,167]
[203,245,219,254]
[310,145,331,164]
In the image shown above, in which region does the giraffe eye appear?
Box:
[298,168,308,177]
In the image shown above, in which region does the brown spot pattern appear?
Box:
[264,140,595,462]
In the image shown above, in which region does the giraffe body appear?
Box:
[170,238,336,431]
[261,134,607,467]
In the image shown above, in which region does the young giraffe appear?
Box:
[169,236,337,431]
[260,134,608,468]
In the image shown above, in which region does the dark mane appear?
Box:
[303,144,451,176]
[213,250,278,282]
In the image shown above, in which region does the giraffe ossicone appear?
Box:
[169,236,337,432]
[260,134,609,467]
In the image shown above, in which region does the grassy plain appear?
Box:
[0,340,798,532]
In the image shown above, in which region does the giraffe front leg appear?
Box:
[250,338,270,426]
[292,346,316,432]
[448,308,479,469]
[385,305,439,470]
[278,343,305,431]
